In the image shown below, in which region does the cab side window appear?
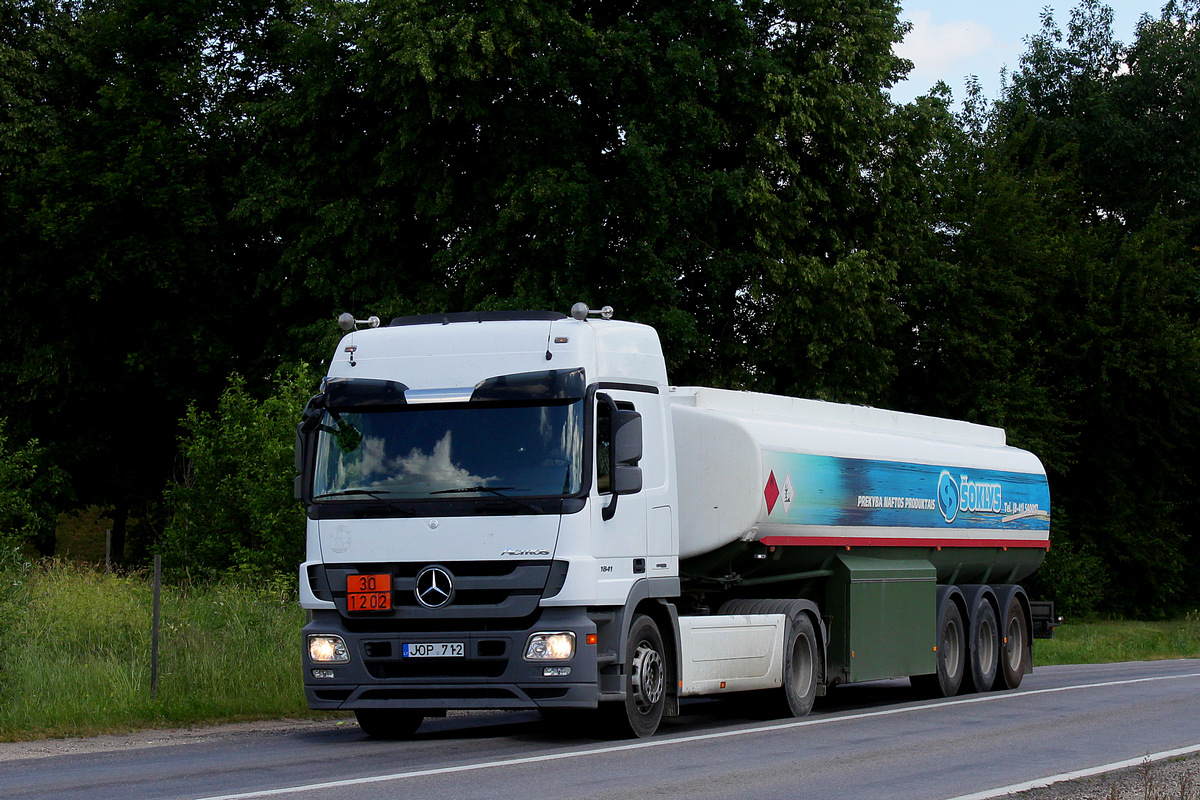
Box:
[596,401,612,494]
[596,396,635,495]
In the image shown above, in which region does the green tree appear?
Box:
[241,0,933,401]
[900,1,1200,616]
[0,0,299,558]
[161,366,317,579]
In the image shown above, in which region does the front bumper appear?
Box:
[303,606,599,711]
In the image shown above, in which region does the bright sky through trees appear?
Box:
[891,0,1162,104]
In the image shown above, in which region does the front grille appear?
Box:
[317,561,565,621]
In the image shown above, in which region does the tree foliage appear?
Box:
[895,0,1200,616]
[0,419,68,557]
[161,366,315,579]
[3,0,1200,616]
[240,0,923,400]
[0,0,297,558]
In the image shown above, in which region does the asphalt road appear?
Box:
[4,659,1198,800]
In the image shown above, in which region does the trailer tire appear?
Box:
[963,596,999,693]
[780,613,819,717]
[354,709,424,739]
[999,595,1030,690]
[914,597,965,698]
[612,614,667,738]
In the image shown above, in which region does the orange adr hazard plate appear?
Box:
[346,573,392,611]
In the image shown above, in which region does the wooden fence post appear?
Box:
[151,554,161,699]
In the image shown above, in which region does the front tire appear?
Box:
[354,709,424,739]
[613,615,667,738]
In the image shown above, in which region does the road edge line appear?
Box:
[941,743,1200,800]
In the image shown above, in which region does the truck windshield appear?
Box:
[312,400,584,501]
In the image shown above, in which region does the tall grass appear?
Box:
[1033,613,1200,666]
[0,560,317,741]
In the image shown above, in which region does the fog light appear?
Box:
[543,666,571,677]
[311,669,335,679]
[524,631,575,660]
[308,634,350,664]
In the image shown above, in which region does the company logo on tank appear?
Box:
[937,471,1002,524]
[759,452,1050,531]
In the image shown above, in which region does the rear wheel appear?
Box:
[354,709,424,739]
[612,615,667,738]
[913,597,965,698]
[779,613,819,718]
[963,597,999,693]
[998,595,1030,690]
[718,599,822,719]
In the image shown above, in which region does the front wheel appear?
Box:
[613,615,667,738]
[354,709,424,739]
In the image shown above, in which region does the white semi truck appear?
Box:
[296,305,1051,737]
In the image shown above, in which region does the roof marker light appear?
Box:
[569,303,614,321]
[337,313,381,331]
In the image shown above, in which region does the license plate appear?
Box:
[346,574,392,612]
[402,642,465,658]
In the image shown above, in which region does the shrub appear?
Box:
[161,365,317,580]
[0,419,68,556]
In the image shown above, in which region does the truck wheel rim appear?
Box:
[791,634,814,693]
[1005,615,1024,672]
[631,642,665,709]
[978,615,996,671]
[944,618,962,677]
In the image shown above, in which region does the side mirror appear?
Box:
[611,410,642,466]
[611,463,642,495]
[294,428,307,501]
[602,408,643,520]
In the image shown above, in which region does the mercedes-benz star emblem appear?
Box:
[414,566,454,609]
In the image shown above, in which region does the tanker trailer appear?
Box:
[668,386,1050,700]
[297,307,1050,739]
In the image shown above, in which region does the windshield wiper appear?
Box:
[431,486,543,514]
[314,488,394,500]
[312,488,414,515]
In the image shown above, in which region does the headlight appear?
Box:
[308,634,350,663]
[524,631,575,661]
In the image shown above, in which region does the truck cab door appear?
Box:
[593,391,649,573]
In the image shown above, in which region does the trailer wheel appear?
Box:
[999,595,1030,690]
[614,615,667,738]
[354,709,424,739]
[780,613,819,717]
[914,598,965,698]
[963,597,999,693]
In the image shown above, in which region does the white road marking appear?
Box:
[190,670,1200,800]
[942,743,1200,800]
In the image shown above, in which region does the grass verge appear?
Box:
[1034,613,1200,667]
[1,560,1197,742]
[0,560,334,742]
